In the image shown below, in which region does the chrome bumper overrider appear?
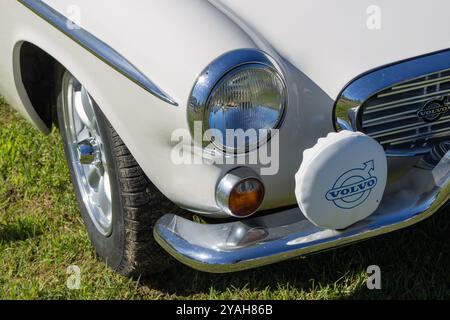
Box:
[155,150,450,273]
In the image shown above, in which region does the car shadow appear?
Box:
[0,219,43,244]
[141,207,450,299]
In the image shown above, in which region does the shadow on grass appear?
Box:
[141,207,450,299]
[0,219,43,243]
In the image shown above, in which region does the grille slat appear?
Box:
[366,88,450,111]
[371,116,450,139]
[360,70,450,151]
[364,110,417,126]
[383,128,450,146]
[380,76,450,97]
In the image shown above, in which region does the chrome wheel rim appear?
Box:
[62,74,113,236]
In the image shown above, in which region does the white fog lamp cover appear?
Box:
[295,131,388,230]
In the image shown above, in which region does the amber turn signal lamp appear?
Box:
[216,168,266,218]
[229,179,265,217]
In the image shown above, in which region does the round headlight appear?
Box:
[188,49,287,153]
[206,65,286,151]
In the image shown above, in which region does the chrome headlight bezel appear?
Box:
[187,49,287,154]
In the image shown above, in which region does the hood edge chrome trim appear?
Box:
[18,0,178,106]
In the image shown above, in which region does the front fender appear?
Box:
[0,0,337,214]
[0,0,261,212]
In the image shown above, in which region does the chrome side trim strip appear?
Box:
[334,49,450,132]
[18,0,178,106]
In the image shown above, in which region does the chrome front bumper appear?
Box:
[154,151,450,273]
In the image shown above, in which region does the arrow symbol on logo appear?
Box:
[363,160,375,174]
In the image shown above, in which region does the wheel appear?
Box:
[56,70,177,276]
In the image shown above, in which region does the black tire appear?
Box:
[56,71,178,276]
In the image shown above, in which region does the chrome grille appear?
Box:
[359,69,450,152]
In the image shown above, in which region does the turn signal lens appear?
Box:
[229,179,265,217]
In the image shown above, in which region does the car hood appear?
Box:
[213,0,450,99]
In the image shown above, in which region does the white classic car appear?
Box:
[0,0,449,275]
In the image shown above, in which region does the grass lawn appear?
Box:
[1,97,450,300]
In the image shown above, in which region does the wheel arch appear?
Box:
[13,40,63,132]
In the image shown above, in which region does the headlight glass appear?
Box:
[188,49,287,154]
[206,65,286,151]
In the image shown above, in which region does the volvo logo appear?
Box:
[417,99,449,123]
[326,161,378,209]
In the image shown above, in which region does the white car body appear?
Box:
[1,0,449,272]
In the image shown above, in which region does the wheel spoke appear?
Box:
[86,165,101,190]
[103,173,112,203]
[97,176,112,216]
[76,126,91,143]
[82,88,98,132]
[74,88,96,130]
